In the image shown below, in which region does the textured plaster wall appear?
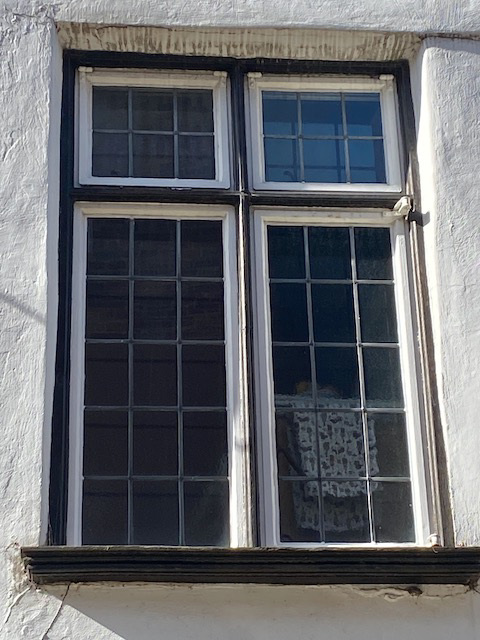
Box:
[1,1,480,638]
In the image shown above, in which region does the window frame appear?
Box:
[67,201,250,546]
[47,50,444,554]
[247,74,403,193]
[252,208,429,547]
[77,68,231,189]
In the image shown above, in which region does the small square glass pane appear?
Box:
[93,88,128,130]
[308,227,351,280]
[301,93,343,137]
[84,411,128,476]
[132,89,174,131]
[315,347,360,407]
[263,92,298,136]
[276,410,318,478]
[133,480,179,545]
[368,412,409,477]
[133,411,178,475]
[182,281,224,341]
[184,481,229,546]
[354,227,393,280]
[312,284,355,343]
[134,219,176,277]
[133,344,177,407]
[272,346,313,407]
[303,139,346,183]
[359,284,398,343]
[345,93,383,137]
[323,480,370,542]
[268,226,306,279]
[181,220,223,277]
[178,135,215,180]
[83,479,128,544]
[264,138,299,182]
[363,347,404,408]
[87,218,130,276]
[92,132,129,177]
[183,411,228,476]
[132,134,174,178]
[86,280,129,339]
[318,411,365,478]
[177,90,214,132]
[182,344,226,407]
[85,343,128,407]
[279,479,321,543]
[372,481,414,542]
[348,139,386,183]
[134,281,176,340]
[270,283,309,342]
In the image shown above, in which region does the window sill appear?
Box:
[21,546,480,586]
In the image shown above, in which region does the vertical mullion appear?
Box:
[127,220,134,544]
[127,89,133,177]
[176,220,184,545]
[349,228,375,542]
[303,226,324,541]
[173,90,179,180]
[341,94,351,183]
[297,93,305,183]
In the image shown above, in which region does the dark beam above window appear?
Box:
[22,546,480,586]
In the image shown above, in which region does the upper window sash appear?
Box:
[247,74,403,193]
[77,68,230,188]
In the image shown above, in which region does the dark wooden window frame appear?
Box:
[30,48,465,586]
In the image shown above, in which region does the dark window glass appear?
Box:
[323,480,369,542]
[181,220,223,277]
[183,412,228,476]
[263,92,298,135]
[315,347,360,407]
[276,410,318,477]
[83,480,128,544]
[268,226,305,279]
[184,481,229,546]
[133,281,177,340]
[92,132,129,177]
[133,411,178,476]
[133,481,179,545]
[86,280,129,339]
[345,94,383,137]
[303,139,346,183]
[84,411,128,476]
[264,138,299,182]
[85,343,128,407]
[272,346,313,406]
[308,227,351,280]
[87,219,129,276]
[354,227,393,280]
[134,219,176,277]
[177,90,214,132]
[182,282,224,340]
[301,94,343,136]
[363,347,403,407]
[312,284,355,343]
[132,90,174,131]
[368,413,409,477]
[372,481,414,542]
[182,344,226,407]
[279,480,321,542]
[93,88,128,130]
[133,344,177,407]
[359,284,398,343]
[349,139,386,183]
[270,283,308,342]
[178,136,215,179]
[132,134,174,178]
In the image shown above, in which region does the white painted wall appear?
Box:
[1,0,480,637]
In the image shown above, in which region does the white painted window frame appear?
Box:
[77,68,231,189]
[247,74,403,193]
[67,202,248,547]
[252,208,430,547]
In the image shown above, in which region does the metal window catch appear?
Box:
[392,196,413,219]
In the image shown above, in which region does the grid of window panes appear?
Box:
[82,217,229,545]
[92,87,215,179]
[262,92,386,184]
[268,225,414,543]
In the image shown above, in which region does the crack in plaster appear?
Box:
[39,584,70,640]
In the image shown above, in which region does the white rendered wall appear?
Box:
[1,2,480,638]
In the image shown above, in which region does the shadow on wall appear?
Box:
[27,582,477,640]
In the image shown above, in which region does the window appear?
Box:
[57,56,431,549]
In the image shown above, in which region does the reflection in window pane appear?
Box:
[345,93,383,137]
[276,411,318,477]
[301,93,343,137]
[263,92,298,136]
[359,284,398,343]
[368,413,409,477]
[349,139,386,183]
[303,139,346,183]
[363,347,403,408]
[273,346,313,406]
[315,347,360,407]
[318,411,365,478]
[264,138,299,182]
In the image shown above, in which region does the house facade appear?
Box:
[1,0,480,637]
